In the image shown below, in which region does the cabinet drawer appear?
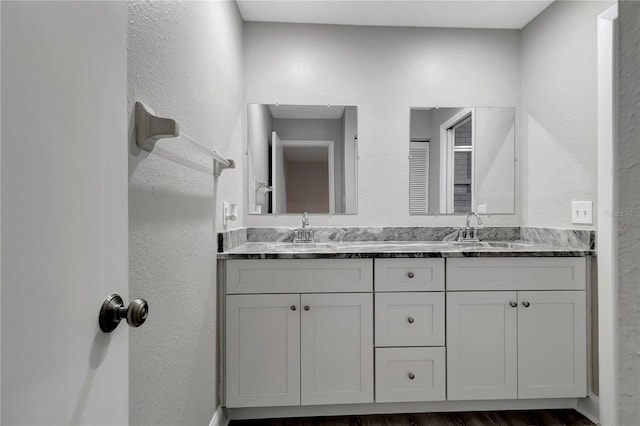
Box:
[226,259,373,294]
[375,293,444,347]
[447,258,586,291]
[375,347,446,402]
[375,259,444,291]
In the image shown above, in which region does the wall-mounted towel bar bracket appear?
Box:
[135,101,179,152]
[135,101,235,176]
[214,159,235,177]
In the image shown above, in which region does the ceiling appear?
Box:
[269,104,346,119]
[236,0,555,30]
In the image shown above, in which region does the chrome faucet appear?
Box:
[457,212,483,242]
[293,212,315,243]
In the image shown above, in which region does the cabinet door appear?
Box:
[518,291,587,398]
[225,294,300,408]
[300,293,374,405]
[447,291,518,400]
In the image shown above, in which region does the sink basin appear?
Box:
[454,241,537,249]
[266,242,336,251]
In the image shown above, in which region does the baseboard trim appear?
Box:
[576,394,600,425]
[226,398,578,420]
[209,406,227,426]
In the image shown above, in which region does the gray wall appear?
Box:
[244,23,521,227]
[617,1,640,424]
[521,0,614,228]
[127,1,243,425]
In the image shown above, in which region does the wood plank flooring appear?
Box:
[230,409,594,426]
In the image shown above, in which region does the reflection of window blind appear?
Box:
[409,141,429,214]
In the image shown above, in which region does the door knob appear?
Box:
[99,294,148,333]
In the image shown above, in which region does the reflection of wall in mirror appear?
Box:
[247,104,272,214]
[343,106,357,214]
[474,108,515,213]
[285,161,330,213]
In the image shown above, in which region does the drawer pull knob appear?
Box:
[522,301,530,308]
[509,301,517,308]
[304,305,311,311]
[407,317,415,324]
[290,305,297,311]
[407,272,415,279]
[408,372,415,380]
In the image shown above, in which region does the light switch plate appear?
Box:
[477,204,487,214]
[571,201,593,224]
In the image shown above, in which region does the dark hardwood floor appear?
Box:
[230,409,594,426]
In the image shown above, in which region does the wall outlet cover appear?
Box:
[571,201,593,224]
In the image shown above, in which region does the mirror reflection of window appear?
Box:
[450,115,473,213]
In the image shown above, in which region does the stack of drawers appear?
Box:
[374,258,446,402]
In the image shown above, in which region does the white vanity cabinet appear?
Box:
[446,258,587,401]
[224,259,374,408]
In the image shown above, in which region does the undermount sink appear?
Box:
[267,242,336,251]
[454,241,537,249]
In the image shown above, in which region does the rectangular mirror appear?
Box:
[409,107,515,215]
[248,104,358,215]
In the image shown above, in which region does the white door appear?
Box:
[447,291,518,400]
[300,293,373,405]
[1,2,128,424]
[225,294,301,408]
[271,131,286,213]
[518,291,587,398]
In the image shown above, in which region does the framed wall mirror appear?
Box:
[247,104,358,215]
[409,107,516,215]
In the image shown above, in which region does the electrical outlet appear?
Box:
[477,204,487,214]
[571,201,593,224]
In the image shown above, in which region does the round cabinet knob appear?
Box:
[99,294,149,333]
[407,272,415,279]
[407,317,415,324]
[127,299,148,328]
[408,372,415,380]
[522,301,531,308]
[290,305,297,311]
[304,305,310,311]
[509,301,517,308]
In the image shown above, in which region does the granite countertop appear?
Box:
[218,240,595,259]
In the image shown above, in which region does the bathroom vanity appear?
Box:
[218,240,592,420]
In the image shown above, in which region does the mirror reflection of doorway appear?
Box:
[279,141,334,213]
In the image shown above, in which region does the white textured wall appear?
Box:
[127,1,243,425]
[617,1,640,424]
[520,0,614,228]
[244,23,521,227]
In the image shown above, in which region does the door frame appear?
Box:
[594,5,619,426]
